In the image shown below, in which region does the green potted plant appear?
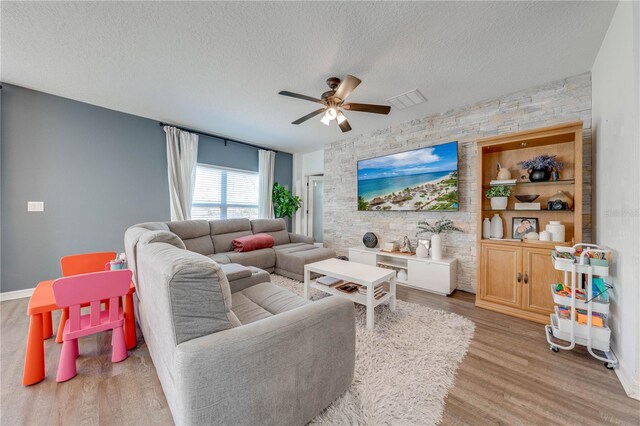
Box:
[485,185,511,210]
[272,182,302,219]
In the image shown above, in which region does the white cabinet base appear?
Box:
[348,247,457,295]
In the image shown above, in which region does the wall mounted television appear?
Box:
[357,141,459,211]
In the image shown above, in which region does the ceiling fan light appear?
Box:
[325,107,337,120]
[336,111,347,124]
[320,114,331,125]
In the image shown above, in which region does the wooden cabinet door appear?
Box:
[480,244,521,308]
[522,247,562,315]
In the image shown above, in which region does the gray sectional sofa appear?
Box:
[126,218,335,283]
[124,219,354,425]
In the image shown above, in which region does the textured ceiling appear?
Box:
[1,1,616,153]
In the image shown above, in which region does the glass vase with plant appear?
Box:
[518,154,564,182]
[485,185,511,210]
[272,182,302,219]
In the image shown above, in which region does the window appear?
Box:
[192,164,259,220]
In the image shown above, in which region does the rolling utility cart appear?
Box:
[545,243,618,369]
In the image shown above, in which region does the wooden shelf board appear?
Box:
[377,260,408,269]
[484,180,575,187]
[482,209,574,212]
[479,239,571,248]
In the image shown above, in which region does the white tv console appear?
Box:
[348,247,457,296]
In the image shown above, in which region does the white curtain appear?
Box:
[258,149,276,219]
[164,126,199,221]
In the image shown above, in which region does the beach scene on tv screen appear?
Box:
[357,142,459,211]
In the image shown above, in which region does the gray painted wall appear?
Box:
[1,84,292,292]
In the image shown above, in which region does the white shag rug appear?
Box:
[271,274,475,426]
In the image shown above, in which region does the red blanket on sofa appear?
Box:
[232,233,275,252]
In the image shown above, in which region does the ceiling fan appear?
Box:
[279,75,391,132]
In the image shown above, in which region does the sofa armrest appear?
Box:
[173,297,355,425]
[288,232,315,244]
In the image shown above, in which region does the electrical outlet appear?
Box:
[27,201,44,212]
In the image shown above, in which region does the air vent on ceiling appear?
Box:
[386,89,427,110]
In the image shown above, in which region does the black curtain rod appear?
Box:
[159,122,278,153]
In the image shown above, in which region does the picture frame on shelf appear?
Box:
[417,239,430,249]
[512,217,539,239]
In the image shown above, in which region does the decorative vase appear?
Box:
[397,269,408,281]
[546,221,565,242]
[431,234,443,260]
[416,242,429,258]
[482,218,491,239]
[490,196,508,210]
[490,214,503,239]
[525,232,539,241]
[539,230,552,241]
[362,232,378,248]
[528,168,551,182]
[497,164,511,180]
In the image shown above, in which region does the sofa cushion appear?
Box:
[137,241,235,345]
[207,253,231,264]
[232,233,275,252]
[250,219,290,246]
[124,223,170,286]
[225,248,276,270]
[273,243,317,254]
[139,230,186,249]
[227,266,271,294]
[209,218,253,253]
[275,247,337,277]
[230,282,309,325]
[219,263,252,281]
[167,220,214,256]
[242,281,309,314]
[230,292,272,325]
[289,233,315,245]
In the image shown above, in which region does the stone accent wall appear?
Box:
[324,72,592,293]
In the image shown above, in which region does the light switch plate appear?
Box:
[27,201,44,212]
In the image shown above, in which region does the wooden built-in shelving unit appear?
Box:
[475,122,583,324]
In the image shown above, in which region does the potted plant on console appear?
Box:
[485,185,511,210]
[518,154,564,182]
[272,182,302,225]
[416,217,462,260]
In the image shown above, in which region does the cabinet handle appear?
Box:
[524,273,529,284]
[517,272,522,283]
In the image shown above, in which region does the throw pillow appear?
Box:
[232,233,275,252]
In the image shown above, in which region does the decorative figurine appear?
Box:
[399,235,412,253]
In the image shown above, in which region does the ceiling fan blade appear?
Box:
[292,108,326,125]
[342,103,391,115]
[334,75,361,100]
[279,91,323,104]
[338,118,352,133]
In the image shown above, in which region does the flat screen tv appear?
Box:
[357,141,459,211]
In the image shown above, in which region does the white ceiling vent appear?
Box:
[386,89,427,110]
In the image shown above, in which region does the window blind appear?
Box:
[192,164,259,220]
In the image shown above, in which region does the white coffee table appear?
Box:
[304,258,396,330]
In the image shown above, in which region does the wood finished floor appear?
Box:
[1,288,638,425]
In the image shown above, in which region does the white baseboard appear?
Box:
[0,287,35,302]
[612,351,640,400]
